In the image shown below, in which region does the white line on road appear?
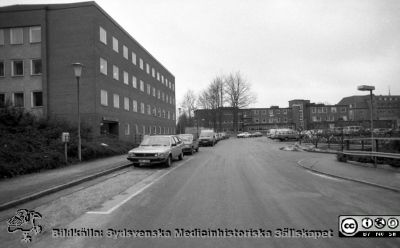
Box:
[87,157,193,215]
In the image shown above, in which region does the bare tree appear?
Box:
[181,90,197,124]
[225,71,256,132]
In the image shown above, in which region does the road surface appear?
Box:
[3,137,400,247]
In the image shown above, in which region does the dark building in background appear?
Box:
[0,2,176,141]
[338,95,400,128]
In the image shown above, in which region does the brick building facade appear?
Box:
[0,2,176,141]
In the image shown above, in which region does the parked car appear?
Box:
[237,132,251,138]
[343,126,363,135]
[127,135,184,167]
[267,129,277,138]
[199,130,217,146]
[251,132,263,137]
[178,134,199,155]
[373,128,391,136]
[271,129,299,141]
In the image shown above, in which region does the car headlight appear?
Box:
[156,152,168,157]
[128,152,136,157]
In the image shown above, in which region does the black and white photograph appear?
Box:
[0,0,399,247]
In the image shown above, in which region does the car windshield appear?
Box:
[179,135,193,142]
[140,136,170,146]
[200,132,213,137]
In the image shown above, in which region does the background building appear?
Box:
[0,2,176,141]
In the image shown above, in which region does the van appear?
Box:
[271,129,299,141]
[199,130,216,146]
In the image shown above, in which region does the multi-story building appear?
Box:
[307,103,349,129]
[242,106,295,131]
[0,2,176,141]
[338,95,400,127]
[288,99,310,130]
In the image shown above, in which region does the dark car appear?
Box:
[199,130,216,146]
[178,134,199,155]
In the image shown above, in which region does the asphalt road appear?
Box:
[18,138,400,247]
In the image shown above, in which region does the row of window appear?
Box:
[99,26,174,91]
[252,109,289,115]
[311,116,348,122]
[253,118,288,123]
[99,57,174,105]
[0,91,43,108]
[0,27,41,45]
[0,59,42,77]
[100,89,175,120]
[311,107,347,114]
[123,124,175,136]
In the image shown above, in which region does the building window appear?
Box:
[11,60,24,76]
[123,71,129,85]
[311,107,316,113]
[153,107,157,116]
[13,93,24,107]
[172,83,175,91]
[166,95,169,103]
[161,75,164,83]
[32,91,43,107]
[158,107,161,117]
[140,102,145,113]
[99,58,107,75]
[341,107,346,113]
[132,52,136,65]
[152,68,155,77]
[165,79,168,86]
[146,63,150,74]
[112,37,118,52]
[100,90,108,106]
[99,26,107,44]
[113,94,119,108]
[147,104,151,115]
[124,123,130,135]
[10,28,23,44]
[139,58,144,70]
[331,107,337,113]
[162,92,165,101]
[31,59,42,75]
[124,97,129,111]
[0,61,4,77]
[163,110,166,118]
[123,45,128,59]
[29,26,41,43]
[140,80,144,91]
[168,111,170,119]
[157,72,160,81]
[0,29,4,45]
[132,76,137,88]
[0,93,5,107]
[152,87,156,97]
[147,84,151,95]
[157,90,160,99]
[113,65,119,80]
[132,100,138,112]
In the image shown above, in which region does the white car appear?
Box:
[237,132,251,138]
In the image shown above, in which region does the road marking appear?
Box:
[87,157,193,215]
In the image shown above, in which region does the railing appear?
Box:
[339,137,400,166]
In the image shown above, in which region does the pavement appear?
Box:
[297,155,400,192]
[0,154,131,210]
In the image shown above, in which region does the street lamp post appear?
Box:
[178,107,182,134]
[72,63,83,161]
[357,85,375,164]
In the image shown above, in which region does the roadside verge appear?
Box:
[297,157,400,193]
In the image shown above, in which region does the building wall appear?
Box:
[0,2,176,142]
[0,8,47,117]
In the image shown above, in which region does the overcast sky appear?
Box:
[2,0,399,108]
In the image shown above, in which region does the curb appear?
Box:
[297,158,400,193]
[303,149,338,154]
[0,161,132,211]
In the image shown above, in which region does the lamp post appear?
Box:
[357,85,375,163]
[178,107,182,134]
[72,63,83,161]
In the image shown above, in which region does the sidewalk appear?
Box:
[298,156,400,192]
[0,154,131,210]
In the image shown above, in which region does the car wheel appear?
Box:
[190,147,194,155]
[196,147,199,152]
[178,152,184,160]
[165,155,172,167]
